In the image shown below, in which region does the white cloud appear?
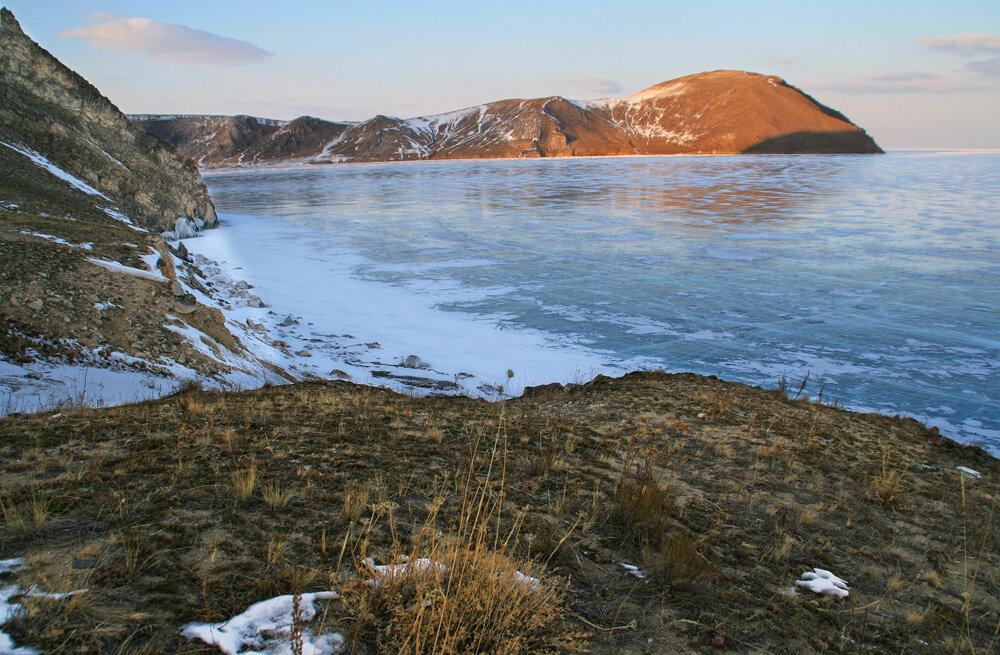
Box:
[572,77,623,95]
[919,33,1000,56]
[819,33,1000,94]
[865,71,939,82]
[59,16,272,66]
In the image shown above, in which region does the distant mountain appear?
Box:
[131,70,882,167]
[130,114,352,167]
[1,7,289,400]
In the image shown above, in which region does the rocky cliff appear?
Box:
[0,8,216,232]
[1,8,289,405]
[132,70,882,166]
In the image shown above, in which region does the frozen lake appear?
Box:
[199,152,1000,453]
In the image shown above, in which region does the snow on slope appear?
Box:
[1,141,110,199]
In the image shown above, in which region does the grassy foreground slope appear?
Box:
[1,372,997,654]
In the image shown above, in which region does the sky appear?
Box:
[4,0,1000,149]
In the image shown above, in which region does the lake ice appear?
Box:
[192,152,996,454]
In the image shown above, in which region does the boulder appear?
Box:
[174,217,198,239]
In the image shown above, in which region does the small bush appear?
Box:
[344,538,583,654]
[342,431,585,654]
[642,530,716,588]
[613,452,674,544]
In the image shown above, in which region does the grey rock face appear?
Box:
[0,8,218,232]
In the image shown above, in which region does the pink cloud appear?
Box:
[572,77,623,95]
[814,71,992,94]
[59,16,272,66]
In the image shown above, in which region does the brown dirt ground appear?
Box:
[0,371,996,654]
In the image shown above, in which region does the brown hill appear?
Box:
[130,114,352,166]
[606,70,883,154]
[131,70,881,166]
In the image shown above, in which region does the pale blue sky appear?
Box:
[5,0,1000,147]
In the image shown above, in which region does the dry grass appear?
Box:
[0,372,998,654]
[612,450,674,544]
[1,489,50,534]
[641,530,715,588]
[342,431,585,655]
[230,467,258,502]
[261,481,297,509]
[340,484,371,524]
[870,450,908,506]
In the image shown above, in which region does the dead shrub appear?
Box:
[641,529,716,588]
[613,451,674,544]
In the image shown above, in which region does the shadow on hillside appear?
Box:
[743,130,884,154]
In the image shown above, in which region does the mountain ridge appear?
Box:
[131,70,882,167]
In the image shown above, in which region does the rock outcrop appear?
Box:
[0,8,216,233]
[1,8,288,400]
[131,70,882,167]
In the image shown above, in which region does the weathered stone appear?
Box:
[0,8,219,232]
[523,382,564,397]
[174,217,198,239]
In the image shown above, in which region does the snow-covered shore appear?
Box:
[2,210,628,415]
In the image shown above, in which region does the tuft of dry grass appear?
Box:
[230,467,258,503]
[340,483,371,524]
[261,481,297,509]
[342,427,585,655]
[1,488,50,534]
[869,450,907,507]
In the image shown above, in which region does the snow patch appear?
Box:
[19,231,93,250]
[0,141,110,200]
[180,592,342,655]
[1,557,87,655]
[86,257,167,283]
[621,563,646,579]
[364,558,447,588]
[102,207,145,232]
[795,568,849,598]
[956,466,981,479]
[623,81,689,103]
